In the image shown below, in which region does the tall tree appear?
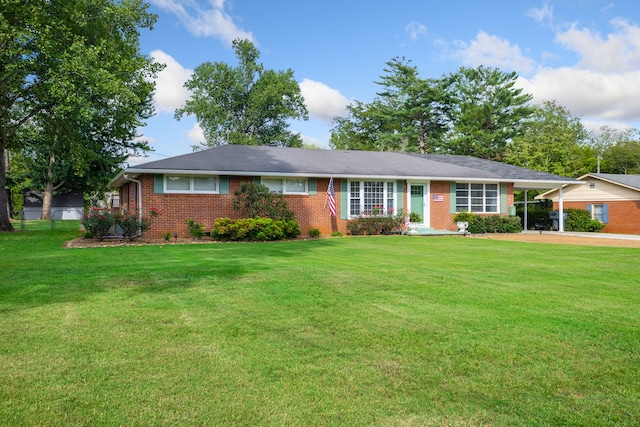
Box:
[0,0,160,228]
[592,127,640,174]
[505,100,595,177]
[176,39,308,148]
[330,57,450,153]
[446,66,533,160]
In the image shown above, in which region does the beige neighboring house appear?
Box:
[536,173,640,234]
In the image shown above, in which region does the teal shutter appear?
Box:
[500,183,507,214]
[450,182,457,213]
[154,174,163,194]
[602,204,609,223]
[219,176,229,195]
[253,176,261,184]
[586,204,592,214]
[308,178,317,195]
[340,179,348,220]
[396,180,404,215]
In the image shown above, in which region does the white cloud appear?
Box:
[454,31,536,74]
[515,18,640,125]
[299,79,349,125]
[151,50,193,113]
[527,2,554,25]
[555,18,640,73]
[185,122,206,145]
[405,21,427,41]
[150,0,253,45]
[518,68,640,122]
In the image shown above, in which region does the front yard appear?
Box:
[1,222,639,425]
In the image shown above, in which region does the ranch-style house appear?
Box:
[109,145,582,238]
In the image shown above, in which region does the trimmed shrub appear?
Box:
[211,217,301,242]
[347,213,404,235]
[564,208,606,232]
[464,213,523,234]
[308,228,321,238]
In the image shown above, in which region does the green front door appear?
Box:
[410,185,424,222]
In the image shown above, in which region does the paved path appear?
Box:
[521,230,640,241]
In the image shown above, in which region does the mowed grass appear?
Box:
[1,222,639,426]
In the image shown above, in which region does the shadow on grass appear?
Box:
[0,226,342,310]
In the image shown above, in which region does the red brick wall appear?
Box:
[128,175,517,238]
[554,200,640,234]
[128,175,348,238]
[429,181,515,231]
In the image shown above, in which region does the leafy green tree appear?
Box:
[176,39,308,148]
[446,66,533,160]
[331,100,402,151]
[331,58,450,154]
[505,100,595,177]
[0,0,160,228]
[594,127,640,174]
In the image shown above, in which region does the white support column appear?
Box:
[558,186,564,232]
[524,190,528,231]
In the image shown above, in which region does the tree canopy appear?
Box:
[0,0,161,227]
[176,39,308,148]
[331,58,450,154]
[505,100,595,177]
[446,66,533,160]
[592,127,640,174]
[330,62,533,160]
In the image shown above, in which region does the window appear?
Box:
[262,178,308,194]
[165,175,218,193]
[349,180,396,217]
[455,183,498,213]
[589,203,609,223]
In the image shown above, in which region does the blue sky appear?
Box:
[132,0,640,164]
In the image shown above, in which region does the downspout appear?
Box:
[123,173,143,220]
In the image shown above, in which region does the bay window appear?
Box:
[349,180,395,217]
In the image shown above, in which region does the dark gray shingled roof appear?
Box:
[590,173,640,191]
[112,145,580,189]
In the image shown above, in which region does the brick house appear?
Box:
[537,173,640,234]
[109,145,580,238]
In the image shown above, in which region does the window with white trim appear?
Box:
[165,175,218,193]
[455,183,498,213]
[262,178,308,194]
[349,180,396,217]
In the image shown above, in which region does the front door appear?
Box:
[409,184,428,225]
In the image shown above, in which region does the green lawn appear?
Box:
[1,221,639,426]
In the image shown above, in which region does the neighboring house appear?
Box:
[109,145,581,238]
[537,173,640,234]
[23,190,84,220]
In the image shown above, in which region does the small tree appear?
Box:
[232,182,295,221]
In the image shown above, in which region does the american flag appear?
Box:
[433,194,445,202]
[327,177,336,217]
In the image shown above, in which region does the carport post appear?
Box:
[523,190,528,231]
[558,186,564,232]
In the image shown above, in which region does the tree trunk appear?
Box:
[41,152,56,220]
[0,147,15,231]
[41,180,53,220]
